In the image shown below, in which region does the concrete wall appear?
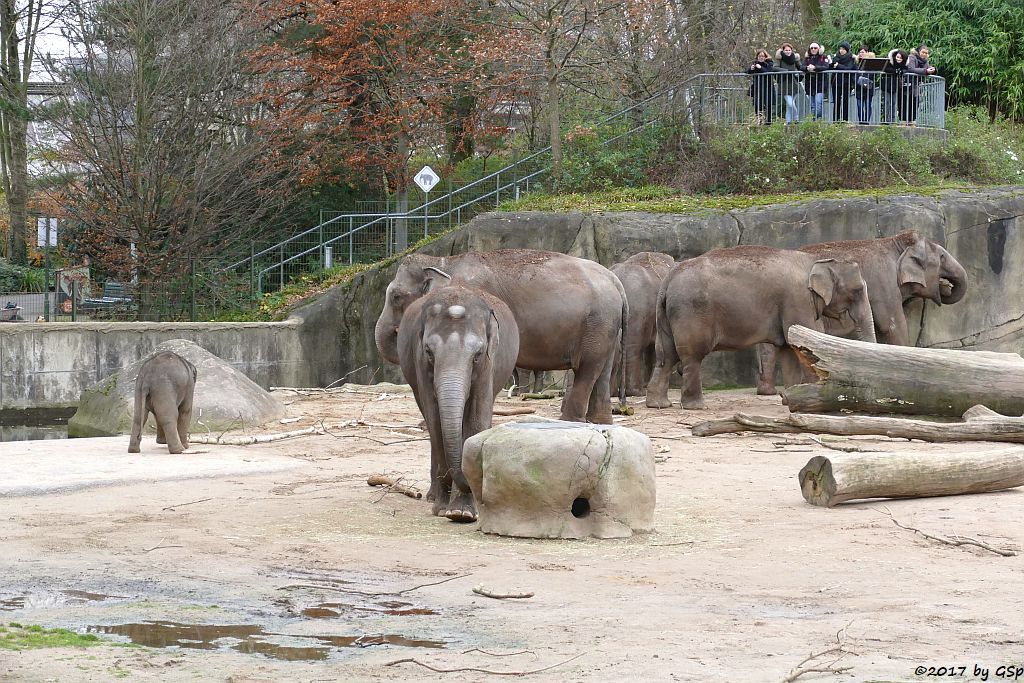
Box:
[0,321,309,410]
[291,186,1024,388]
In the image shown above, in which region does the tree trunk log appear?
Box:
[783,325,1024,417]
[692,407,1024,443]
[799,448,1024,507]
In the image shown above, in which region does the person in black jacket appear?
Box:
[880,49,908,124]
[854,45,877,124]
[801,42,831,120]
[746,49,776,125]
[829,41,857,122]
[905,45,937,124]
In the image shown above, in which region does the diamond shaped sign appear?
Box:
[414,165,441,193]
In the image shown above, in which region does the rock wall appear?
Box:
[291,187,1024,388]
[0,321,308,410]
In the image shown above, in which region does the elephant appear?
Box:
[610,251,675,396]
[754,230,968,395]
[128,351,197,454]
[397,283,520,522]
[646,246,877,410]
[376,249,627,424]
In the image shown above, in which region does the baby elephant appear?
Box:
[397,283,520,522]
[128,351,197,454]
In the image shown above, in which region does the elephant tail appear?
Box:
[616,275,628,406]
[654,282,671,369]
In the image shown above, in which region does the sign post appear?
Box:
[414,165,440,239]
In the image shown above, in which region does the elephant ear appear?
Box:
[897,241,929,287]
[807,260,836,320]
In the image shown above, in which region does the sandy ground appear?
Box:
[2,385,1023,683]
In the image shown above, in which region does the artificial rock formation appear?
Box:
[461,420,656,539]
[68,339,286,437]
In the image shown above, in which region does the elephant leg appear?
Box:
[755,343,779,396]
[155,419,166,445]
[446,393,491,523]
[779,346,815,386]
[585,349,615,424]
[531,371,547,394]
[177,401,193,450]
[646,327,679,409]
[678,350,708,410]
[159,408,186,454]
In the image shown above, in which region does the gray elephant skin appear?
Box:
[127,351,197,454]
[610,251,675,396]
[397,283,520,522]
[647,246,877,410]
[376,248,627,424]
[754,230,969,394]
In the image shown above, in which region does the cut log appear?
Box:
[692,407,1024,443]
[782,325,1024,417]
[798,448,1024,507]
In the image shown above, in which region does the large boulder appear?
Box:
[68,339,287,438]
[462,421,656,539]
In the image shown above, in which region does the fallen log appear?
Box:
[367,474,423,499]
[782,325,1024,417]
[798,448,1024,507]
[692,407,1024,443]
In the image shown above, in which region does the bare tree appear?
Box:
[39,0,300,314]
[0,0,64,263]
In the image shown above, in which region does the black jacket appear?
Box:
[746,59,777,103]
[830,47,857,95]
[801,52,831,95]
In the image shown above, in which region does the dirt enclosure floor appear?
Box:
[2,386,1023,682]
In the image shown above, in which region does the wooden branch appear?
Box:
[385,652,584,676]
[693,408,1024,443]
[879,509,1016,557]
[367,474,423,499]
[190,427,320,445]
[519,392,558,400]
[278,573,471,598]
[781,624,857,682]
[783,325,1024,417]
[493,407,537,416]
[798,448,1024,507]
[472,585,535,600]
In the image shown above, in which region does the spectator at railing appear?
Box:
[829,42,857,122]
[880,49,908,124]
[905,45,937,125]
[774,43,803,124]
[746,49,776,125]
[801,42,831,120]
[854,44,878,125]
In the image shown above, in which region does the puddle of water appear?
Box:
[87,621,445,661]
[1,589,124,610]
[301,600,436,619]
[0,408,74,442]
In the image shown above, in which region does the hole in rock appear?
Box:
[571,497,591,519]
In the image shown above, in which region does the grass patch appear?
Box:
[704,383,747,392]
[498,183,979,214]
[1,623,104,650]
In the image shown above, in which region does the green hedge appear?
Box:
[0,260,46,293]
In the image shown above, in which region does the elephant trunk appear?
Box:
[374,311,401,365]
[853,295,877,343]
[436,374,470,494]
[938,249,968,305]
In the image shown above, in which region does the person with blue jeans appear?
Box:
[774,43,803,124]
[801,42,830,120]
[854,45,877,124]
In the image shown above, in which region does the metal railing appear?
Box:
[704,71,945,128]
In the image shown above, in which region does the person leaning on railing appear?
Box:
[854,45,878,125]
[801,42,831,120]
[829,41,857,122]
[774,43,803,124]
[746,49,777,125]
[880,49,908,124]
[905,45,937,125]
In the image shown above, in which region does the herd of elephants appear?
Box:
[126,229,968,524]
[370,230,968,522]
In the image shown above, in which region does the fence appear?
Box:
[705,71,945,128]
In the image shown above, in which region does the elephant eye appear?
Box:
[473,351,483,363]
[424,348,434,363]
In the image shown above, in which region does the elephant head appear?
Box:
[375,254,451,365]
[896,231,968,306]
[807,258,877,343]
[416,285,509,520]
